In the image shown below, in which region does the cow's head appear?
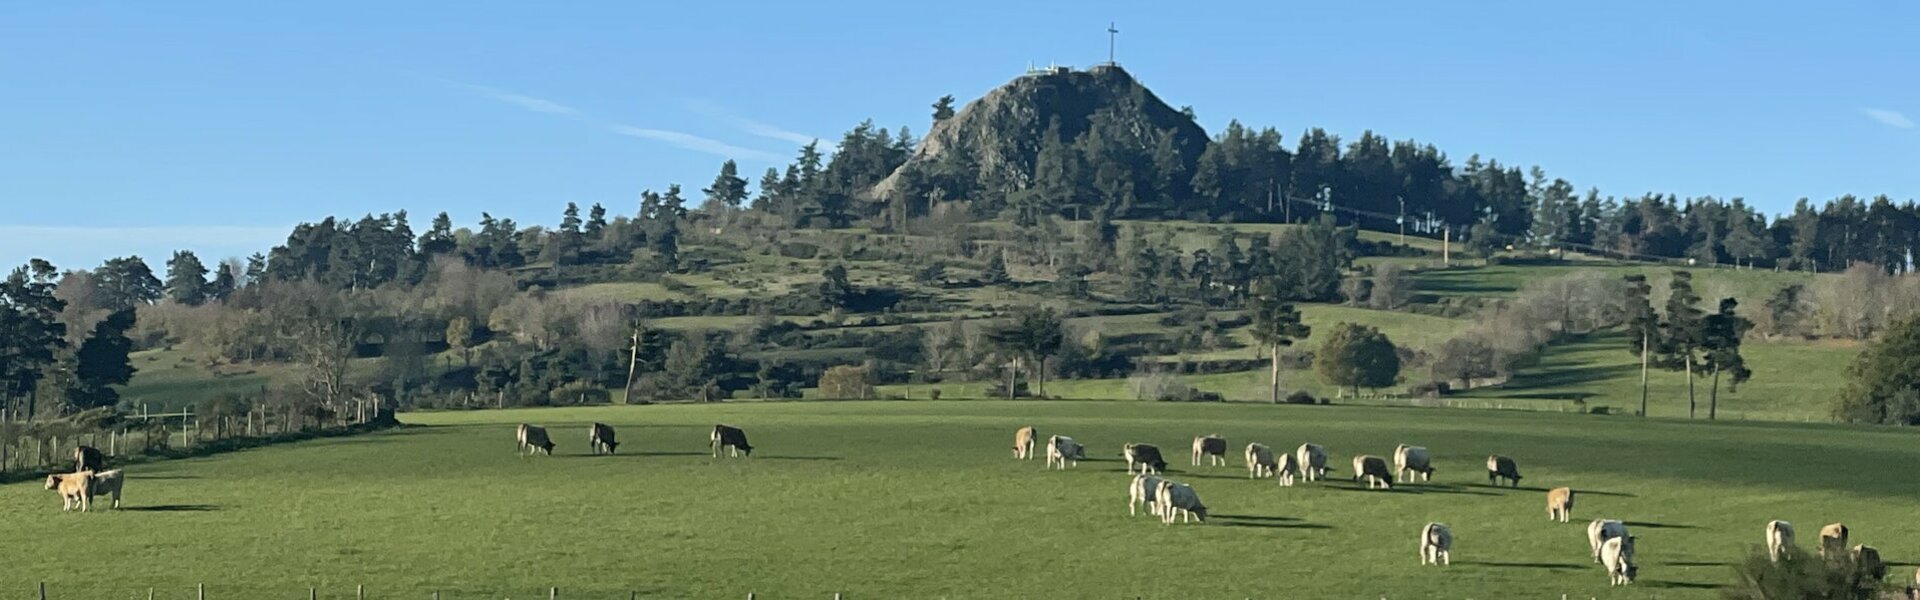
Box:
[604,441,619,453]
[1149,459,1167,473]
[1191,506,1208,522]
[44,474,61,490]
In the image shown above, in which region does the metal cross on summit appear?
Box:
[1107,22,1119,65]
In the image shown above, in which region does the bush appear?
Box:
[816,364,877,400]
[927,389,942,400]
[1128,370,1199,402]
[1724,544,1887,600]
[1284,391,1318,405]
[547,382,611,405]
[1408,381,1450,398]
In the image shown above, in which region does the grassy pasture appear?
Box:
[5,401,1914,598]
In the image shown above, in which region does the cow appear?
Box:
[1910,567,1919,600]
[1393,444,1434,483]
[1587,519,1628,563]
[589,423,619,455]
[1853,545,1886,582]
[1128,474,1166,517]
[1486,454,1521,487]
[74,445,105,472]
[1296,443,1328,482]
[87,469,124,509]
[1352,455,1393,490]
[1155,480,1207,524]
[516,424,555,456]
[711,424,753,458]
[44,472,94,512]
[1601,536,1638,586]
[1818,522,1849,560]
[1275,451,1302,487]
[1124,443,1167,475]
[1546,487,1575,523]
[1013,426,1037,460]
[1192,435,1228,467]
[1046,435,1084,470]
[1244,443,1277,479]
[1420,522,1453,566]
[1766,520,1795,563]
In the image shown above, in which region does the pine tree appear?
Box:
[932,95,956,122]
[96,256,164,310]
[1250,297,1310,403]
[1702,298,1753,420]
[982,250,1010,285]
[165,250,211,305]
[67,308,137,410]
[1622,274,1660,416]
[1662,271,1707,418]
[753,167,782,212]
[585,203,607,241]
[703,160,750,210]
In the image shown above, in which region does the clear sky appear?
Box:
[4,1,1916,270]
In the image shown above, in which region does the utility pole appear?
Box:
[1396,195,1406,245]
[1107,22,1120,65]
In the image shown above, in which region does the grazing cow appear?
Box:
[589,423,619,455]
[1486,454,1521,487]
[1853,545,1886,581]
[1587,519,1629,563]
[1046,435,1084,470]
[1601,536,1638,586]
[1352,455,1393,490]
[1123,443,1167,475]
[1155,480,1207,524]
[1393,444,1434,483]
[1420,522,1453,566]
[1766,520,1795,563]
[1244,443,1277,479]
[1818,522,1849,560]
[1910,567,1919,600]
[1192,435,1228,467]
[88,469,125,509]
[1296,443,1328,482]
[1013,426,1038,460]
[1128,474,1166,517]
[74,445,105,472]
[44,472,94,512]
[711,425,753,458]
[516,424,555,456]
[1275,451,1302,487]
[1546,487,1575,523]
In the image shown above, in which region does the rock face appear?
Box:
[873,65,1209,199]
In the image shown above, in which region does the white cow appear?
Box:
[1393,444,1434,483]
[1155,480,1207,524]
[88,469,125,509]
[1766,520,1795,563]
[1046,435,1084,470]
[1192,435,1227,467]
[1128,474,1166,517]
[1587,519,1629,563]
[1244,443,1277,479]
[1602,536,1638,586]
[1275,451,1302,487]
[1420,522,1453,566]
[1296,443,1328,481]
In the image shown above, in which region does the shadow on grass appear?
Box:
[130,475,201,480]
[1458,560,1586,571]
[1645,580,1723,590]
[575,451,709,458]
[747,456,841,461]
[1211,514,1300,522]
[1213,520,1332,530]
[1661,561,1732,567]
[1625,521,1698,529]
[121,504,219,512]
[1581,489,1638,497]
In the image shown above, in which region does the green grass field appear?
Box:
[6,401,1914,598]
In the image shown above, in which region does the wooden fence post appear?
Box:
[550,586,558,599]
[309,587,316,600]
[358,584,365,600]
[198,583,205,600]
[38,581,46,600]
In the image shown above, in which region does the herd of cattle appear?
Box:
[1013,426,1913,590]
[39,418,1918,594]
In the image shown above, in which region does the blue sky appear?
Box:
[4,1,1916,269]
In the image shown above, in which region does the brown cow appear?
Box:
[1818,522,1848,560]
[1547,487,1574,523]
[45,472,95,512]
[1013,426,1037,460]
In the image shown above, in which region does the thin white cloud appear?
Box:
[1861,108,1914,129]
[442,79,788,163]
[609,126,787,163]
[684,100,820,147]
[444,80,582,117]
